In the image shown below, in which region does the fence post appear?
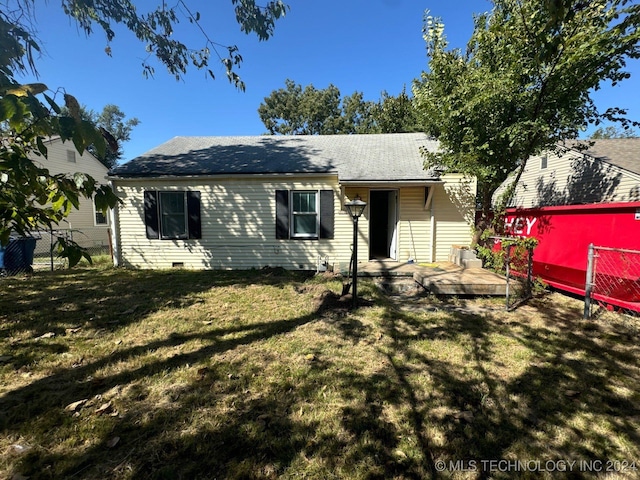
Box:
[526,246,533,299]
[584,243,595,319]
[49,228,54,272]
[505,244,511,311]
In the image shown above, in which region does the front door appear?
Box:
[369,190,398,260]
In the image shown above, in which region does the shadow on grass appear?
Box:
[1,273,639,479]
[369,292,640,478]
[0,267,311,338]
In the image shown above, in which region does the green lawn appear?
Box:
[1,267,639,479]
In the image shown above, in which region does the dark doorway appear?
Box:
[369,190,398,260]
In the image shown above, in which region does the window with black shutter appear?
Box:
[275,189,334,240]
[144,190,201,240]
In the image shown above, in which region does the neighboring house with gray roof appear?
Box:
[108,133,476,270]
[494,138,640,208]
[30,137,111,250]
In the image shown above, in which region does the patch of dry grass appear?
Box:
[1,268,639,479]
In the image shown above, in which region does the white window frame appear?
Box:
[159,191,188,240]
[93,195,109,227]
[540,155,548,170]
[290,190,319,239]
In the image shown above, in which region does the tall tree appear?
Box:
[590,126,638,139]
[258,79,349,135]
[259,80,422,135]
[61,104,141,169]
[372,88,424,134]
[1,0,287,264]
[413,0,640,219]
[95,105,141,168]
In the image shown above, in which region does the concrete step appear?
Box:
[463,258,483,269]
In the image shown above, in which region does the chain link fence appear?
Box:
[1,228,111,276]
[584,244,640,318]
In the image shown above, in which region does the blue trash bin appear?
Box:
[0,244,5,271]
[5,237,37,274]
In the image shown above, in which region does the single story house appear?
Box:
[108,133,476,271]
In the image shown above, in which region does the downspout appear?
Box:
[430,200,435,263]
[424,185,435,263]
[108,180,121,267]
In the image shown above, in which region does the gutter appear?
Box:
[107,172,339,182]
[339,180,444,187]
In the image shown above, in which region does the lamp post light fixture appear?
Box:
[344,196,367,308]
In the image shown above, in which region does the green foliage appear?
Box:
[590,125,639,139]
[60,104,140,169]
[502,236,539,251]
[1,0,287,265]
[258,80,423,135]
[0,89,119,245]
[413,0,640,218]
[55,0,288,89]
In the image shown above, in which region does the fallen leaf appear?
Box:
[565,390,580,398]
[65,327,82,334]
[37,332,56,339]
[10,444,31,455]
[65,399,88,412]
[394,449,408,459]
[95,401,113,416]
[453,411,474,422]
[106,436,120,448]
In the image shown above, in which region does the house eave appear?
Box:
[108,172,339,182]
[339,179,444,187]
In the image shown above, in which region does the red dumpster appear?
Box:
[501,201,640,312]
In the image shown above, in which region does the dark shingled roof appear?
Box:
[570,138,640,176]
[109,133,442,181]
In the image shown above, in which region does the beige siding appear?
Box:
[115,176,352,270]
[494,150,640,208]
[433,174,476,261]
[398,187,432,263]
[30,138,111,248]
[343,187,433,264]
[114,175,475,270]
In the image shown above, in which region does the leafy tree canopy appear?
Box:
[413,0,640,218]
[60,104,140,169]
[590,125,638,139]
[1,0,286,264]
[258,79,422,135]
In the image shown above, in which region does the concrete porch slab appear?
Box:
[355,260,508,296]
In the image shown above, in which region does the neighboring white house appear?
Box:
[108,133,476,271]
[494,138,640,208]
[31,136,112,250]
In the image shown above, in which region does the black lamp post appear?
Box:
[344,197,367,308]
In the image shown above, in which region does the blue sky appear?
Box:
[18,0,640,163]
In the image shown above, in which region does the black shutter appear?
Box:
[275,190,290,239]
[187,191,202,239]
[144,191,159,239]
[319,190,334,239]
